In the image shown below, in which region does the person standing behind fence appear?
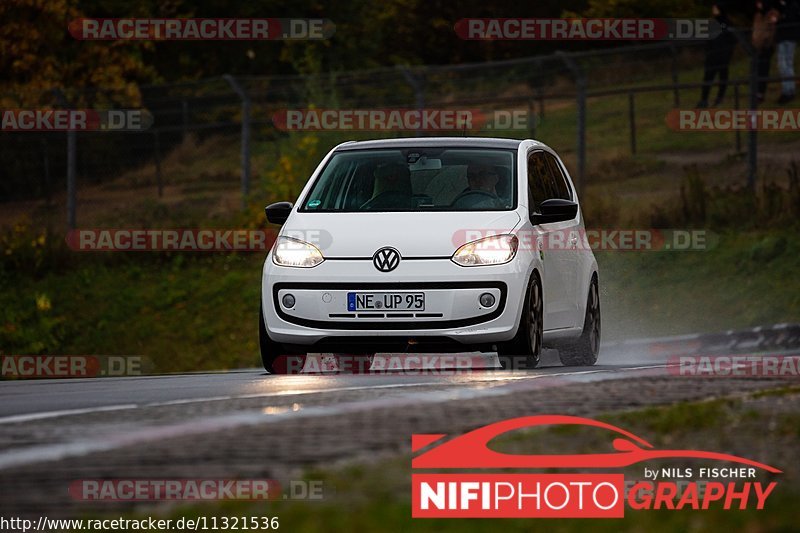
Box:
[753,0,781,103]
[697,2,738,108]
[776,0,800,103]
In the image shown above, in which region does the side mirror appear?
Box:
[265,201,294,225]
[531,198,578,225]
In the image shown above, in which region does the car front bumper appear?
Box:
[261,253,532,347]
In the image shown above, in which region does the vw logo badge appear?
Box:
[373,247,401,272]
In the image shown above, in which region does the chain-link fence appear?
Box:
[2,31,799,229]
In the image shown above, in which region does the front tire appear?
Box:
[259,304,281,373]
[259,304,307,374]
[558,276,600,366]
[497,272,542,370]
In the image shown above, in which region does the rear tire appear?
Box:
[558,276,600,367]
[497,272,542,370]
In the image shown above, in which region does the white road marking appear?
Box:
[0,381,490,425]
[0,404,139,425]
[0,364,671,470]
[0,366,667,425]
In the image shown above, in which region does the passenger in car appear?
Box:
[361,163,415,209]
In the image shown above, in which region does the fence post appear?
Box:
[400,67,425,137]
[628,93,637,155]
[66,131,77,229]
[556,52,586,192]
[670,44,680,107]
[732,29,758,190]
[536,58,545,119]
[181,99,189,141]
[528,100,536,139]
[41,138,52,206]
[153,130,163,198]
[733,84,742,154]
[538,89,545,120]
[53,88,77,230]
[748,55,759,190]
[223,74,251,209]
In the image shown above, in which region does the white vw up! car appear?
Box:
[260,138,599,372]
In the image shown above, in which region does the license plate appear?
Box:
[347,292,425,312]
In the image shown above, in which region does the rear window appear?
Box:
[299,147,516,212]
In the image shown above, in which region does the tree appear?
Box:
[0,0,154,108]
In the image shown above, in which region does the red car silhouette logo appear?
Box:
[412,415,781,472]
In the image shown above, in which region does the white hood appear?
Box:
[282,210,522,258]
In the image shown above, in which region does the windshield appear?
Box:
[300,147,516,212]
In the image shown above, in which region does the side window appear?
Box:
[527,151,551,213]
[545,153,572,201]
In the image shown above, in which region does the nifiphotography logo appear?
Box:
[411,415,781,518]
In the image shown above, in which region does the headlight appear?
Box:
[272,236,324,268]
[451,234,518,267]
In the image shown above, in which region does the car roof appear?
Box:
[335,137,539,151]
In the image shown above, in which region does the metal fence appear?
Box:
[2,31,798,229]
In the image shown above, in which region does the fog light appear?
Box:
[282,294,296,308]
[479,293,495,307]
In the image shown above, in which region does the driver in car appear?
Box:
[451,164,503,208]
